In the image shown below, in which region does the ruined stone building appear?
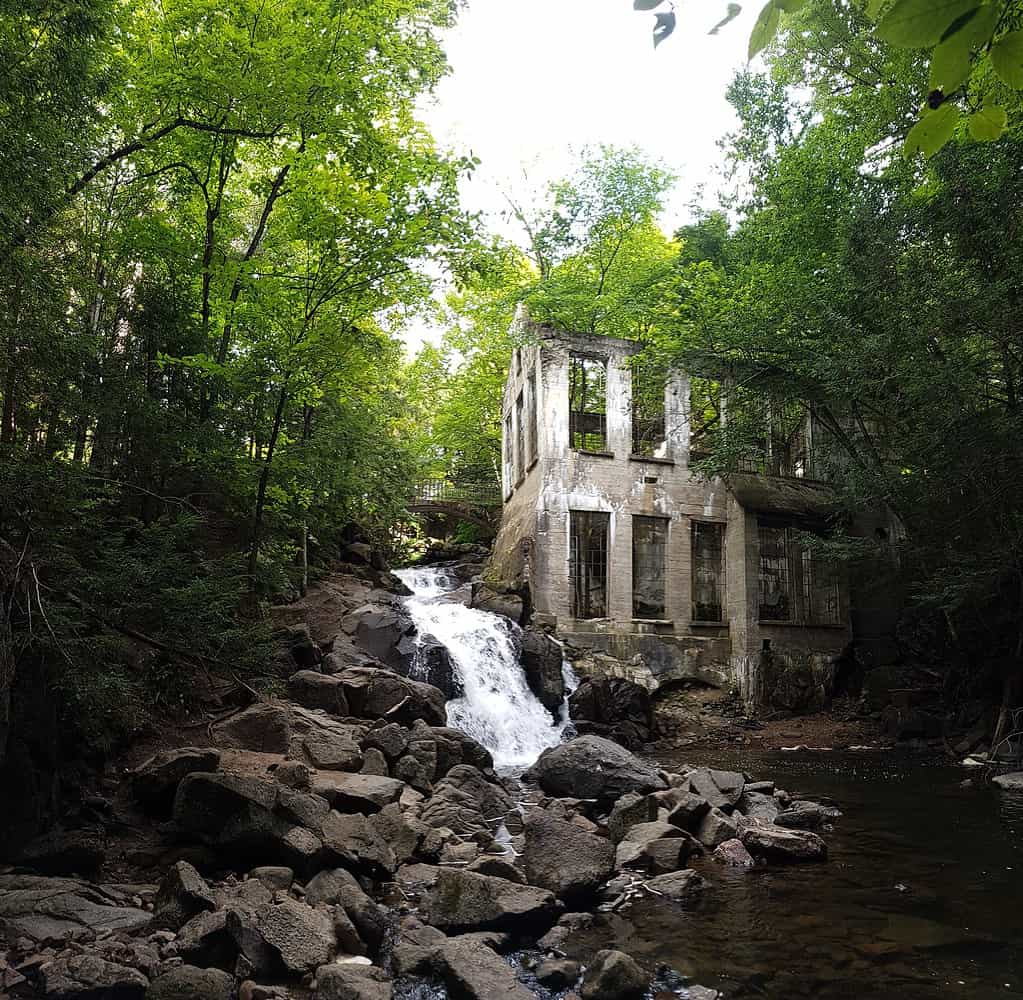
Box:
[489,321,885,709]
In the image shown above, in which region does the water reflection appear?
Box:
[570,750,1023,998]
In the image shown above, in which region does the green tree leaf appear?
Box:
[710,3,743,35]
[904,101,960,157]
[927,5,998,92]
[968,103,1007,140]
[990,31,1023,89]
[634,0,665,9]
[749,1,781,59]
[865,0,887,19]
[877,0,978,48]
[654,10,677,45]
[775,0,808,11]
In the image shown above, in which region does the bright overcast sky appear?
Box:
[404,0,762,352]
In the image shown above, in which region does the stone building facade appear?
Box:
[489,322,858,709]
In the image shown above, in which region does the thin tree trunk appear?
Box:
[247,377,290,588]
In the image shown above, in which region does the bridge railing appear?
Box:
[410,479,502,507]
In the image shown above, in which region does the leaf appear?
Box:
[710,3,742,34]
[904,102,960,157]
[865,0,887,20]
[990,31,1023,89]
[634,0,665,9]
[775,0,807,11]
[748,1,781,59]
[877,0,978,48]
[968,103,1007,140]
[654,10,677,45]
[927,5,997,92]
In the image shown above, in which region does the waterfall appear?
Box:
[395,566,573,771]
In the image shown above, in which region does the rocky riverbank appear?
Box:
[0,561,843,1000]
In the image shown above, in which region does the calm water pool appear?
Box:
[567,749,1023,999]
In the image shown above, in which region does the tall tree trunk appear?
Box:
[1,281,23,447]
[247,377,290,588]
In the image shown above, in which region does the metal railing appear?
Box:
[409,479,502,507]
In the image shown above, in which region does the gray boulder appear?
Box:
[212,702,291,752]
[16,827,105,877]
[666,791,711,832]
[615,821,696,874]
[741,825,827,863]
[522,809,614,900]
[580,949,647,1000]
[322,812,396,878]
[686,768,744,811]
[312,773,404,814]
[526,736,666,802]
[360,724,409,762]
[146,965,233,1000]
[520,628,566,714]
[151,861,215,931]
[775,800,840,829]
[643,869,706,906]
[713,838,755,867]
[420,766,514,837]
[314,963,393,1000]
[568,676,652,748]
[257,895,336,974]
[174,909,233,967]
[738,790,780,824]
[334,667,446,727]
[695,808,738,849]
[435,935,535,1000]
[608,792,659,844]
[288,671,351,715]
[993,772,1023,791]
[424,868,558,933]
[289,707,365,772]
[304,868,388,952]
[38,955,147,1000]
[128,748,221,817]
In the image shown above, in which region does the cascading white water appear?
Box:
[395,565,573,771]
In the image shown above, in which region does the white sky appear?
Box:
[404,0,762,352]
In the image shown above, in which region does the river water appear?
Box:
[394,564,1023,999]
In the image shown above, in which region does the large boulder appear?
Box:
[146,966,233,1000]
[580,949,647,1000]
[128,747,221,817]
[256,895,337,974]
[686,768,744,811]
[520,628,565,714]
[150,861,215,931]
[740,825,827,863]
[304,868,388,953]
[38,955,148,1000]
[341,603,418,670]
[312,773,404,814]
[15,827,105,877]
[694,808,738,849]
[212,702,291,752]
[288,671,350,715]
[526,736,666,802]
[568,676,652,748]
[408,635,461,701]
[289,707,365,772]
[334,667,446,727]
[522,809,615,901]
[643,869,706,906]
[429,726,494,776]
[608,792,659,844]
[419,766,515,837]
[615,821,697,874]
[322,811,396,878]
[436,935,536,1000]
[314,963,393,1000]
[0,875,149,943]
[424,868,558,934]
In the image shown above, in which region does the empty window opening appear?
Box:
[632,365,668,458]
[570,511,610,619]
[569,355,608,452]
[758,520,842,625]
[514,391,525,482]
[758,523,792,621]
[692,521,725,622]
[503,412,513,493]
[633,516,668,619]
[528,368,539,465]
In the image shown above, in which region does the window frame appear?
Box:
[691,519,726,624]
[632,514,669,621]
[570,510,611,620]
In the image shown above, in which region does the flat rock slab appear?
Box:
[993,772,1023,791]
[526,736,667,802]
[313,773,405,813]
[425,868,558,934]
[39,954,148,1000]
[741,825,827,863]
[0,876,150,943]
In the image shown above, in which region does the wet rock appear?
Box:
[322,812,396,879]
[522,809,615,901]
[408,635,461,701]
[249,867,294,892]
[993,772,1023,791]
[738,790,780,824]
[615,821,695,874]
[608,792,659,844]
[526,736,667,802]
[288,671,350,715]
[713,838,755,867]
[257,895,336,974]
[0,876,150,943]
[129,748,221,817]
[695,808,738,849]
[212,703,291,753]
[151,862,216,931]
[314,963,392,1000]
[174,909,233,967]
[568,676,652,748]
[537,912,596,953]
[341,604,417,670]
[666,792,711,832]
[643,869,706,906]
[333,666,446,727]
[435,935,535,1000]
[685,768,744,811]
[535,958,582,990]
[370,803,432,867]
[429,726,494,777]
[147,965,233,1000]
[520,628,566,714]
[580,949,646,1000]
[424,868,558,934]
[39,954,148,1000]
[311,774,404,815]
[16,827,105,877]
[419,765,515,837]
[741,825,827,863]
[775,801,840,829]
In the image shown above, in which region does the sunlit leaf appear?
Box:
[748,1,781,59]
[710,3,742,34]
[634,0,665,9]
[865,0,887,19]
[927,5,997,92]
[904,101,960,157]
[775,0,808,11]
[654,10,677,45]
[877,0,978,48]
[990,31,1023,88]
[968,103,1007,140]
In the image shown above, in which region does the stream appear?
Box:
[394,565,1023,999]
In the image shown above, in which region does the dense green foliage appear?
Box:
[0,0,470,755]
